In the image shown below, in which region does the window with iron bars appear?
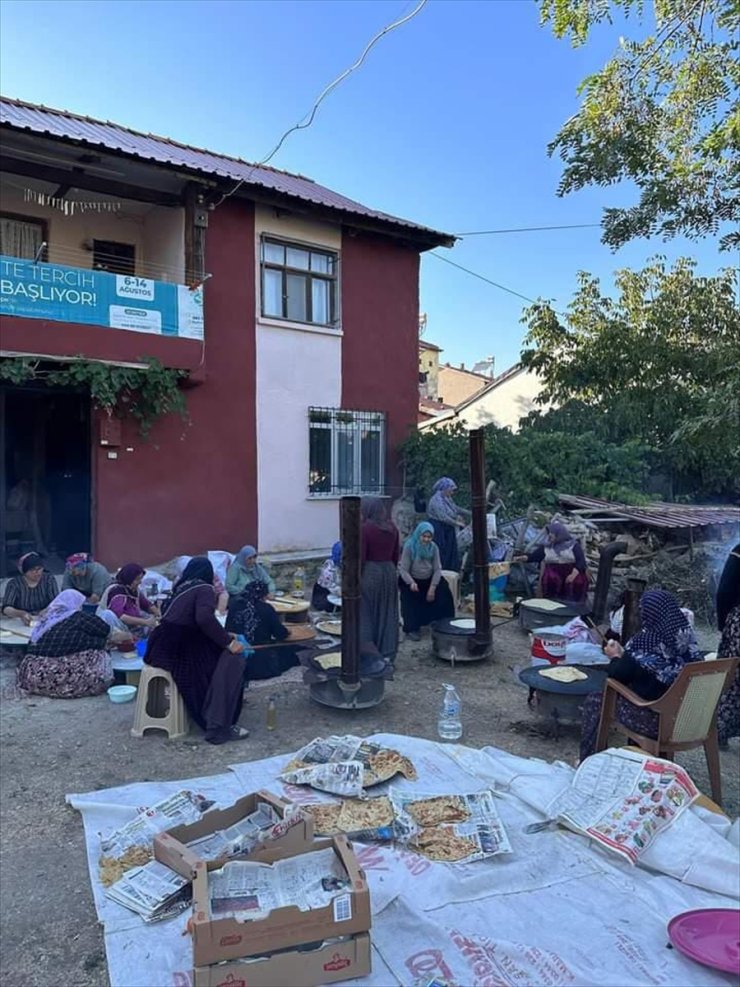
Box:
[308,408,386,496]
[261,237,338,326]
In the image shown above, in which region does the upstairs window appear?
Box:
[93,240,136,276]
[0,213,47,260]
[261,238,338,327]
[309,408,386,496]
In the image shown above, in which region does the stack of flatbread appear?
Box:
[404,795,478,862]
[538,666,588,683]
[284,742,417,790]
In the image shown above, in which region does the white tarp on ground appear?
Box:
[67,734,740,987]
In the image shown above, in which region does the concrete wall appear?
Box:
[455,366,547,432]
[438,365,487,406]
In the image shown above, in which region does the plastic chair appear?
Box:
[130,665,189,740]
[595,657,739,805]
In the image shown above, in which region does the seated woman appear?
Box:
[226,581,300,681]
[426,477,470,572]
[17,590,113,698]
[311,542,342,612]
[580,589,701,761]
[107,564,159,637]
[62,552,111,604]
[716,543,740,747]
[145,557,248,744]
[172,555,229,613]
[398,522,455,641]
[2,552,59,623]
[515,521,588,602]
[226,545,276,599]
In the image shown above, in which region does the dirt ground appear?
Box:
[1,619,737,987]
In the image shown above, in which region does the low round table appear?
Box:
[518,664,608,738]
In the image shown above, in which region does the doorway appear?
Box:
[1,384,91,576]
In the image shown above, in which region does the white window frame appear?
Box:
[308,408,386,498]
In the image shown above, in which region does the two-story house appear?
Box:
[0,97,453,572]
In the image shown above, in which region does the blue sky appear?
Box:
[0,0,726,371]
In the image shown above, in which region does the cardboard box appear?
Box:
[192,933,371,987]
[154,791,314,879]
[191,836,371,967]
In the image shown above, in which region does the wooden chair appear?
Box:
[595,657,739,805]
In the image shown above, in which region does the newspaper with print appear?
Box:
[545,748,698,865]
[105,860,190,922]
[280,735,366,796]
[100,790,211,857]
[208,846,352,922]
[185,800,298,861]
[391,789,512,863]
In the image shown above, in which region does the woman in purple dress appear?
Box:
[145,557,248,744]
[516,521,589,602]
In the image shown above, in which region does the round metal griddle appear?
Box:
[309,677,385,709]
[518,664,608,737]
[431,617,493,663]
[518,598,591,631]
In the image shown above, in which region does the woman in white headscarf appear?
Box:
[17,590,113,698]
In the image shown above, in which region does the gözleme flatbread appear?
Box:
[538,666,588,683]
[413,827,478,862]
[366,749,418,785]
[406,795,470,827]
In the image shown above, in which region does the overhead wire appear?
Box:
[427,250,544,307]
[211,0,428,208]
[456,223,601,236]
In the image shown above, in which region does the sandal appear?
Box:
[231,726,250,740]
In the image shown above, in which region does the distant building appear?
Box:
[471,355,495,379]
[419,363,548,433]
[437,363,489,406]
[418,338,442,399]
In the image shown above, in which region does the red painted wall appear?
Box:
[340,232,420,492]
[1,200,257,568]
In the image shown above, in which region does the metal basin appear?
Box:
[431,618,492,662]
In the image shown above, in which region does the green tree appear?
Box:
[521,257,740,496]
[540,0,740,249]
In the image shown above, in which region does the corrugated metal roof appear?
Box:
[558,495,740,530]
[0,96,454,246]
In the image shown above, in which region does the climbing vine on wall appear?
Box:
[0,356,189,437]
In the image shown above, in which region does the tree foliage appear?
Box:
[402,421,651,516]
[540,0,740,249]
[521,257,740,496]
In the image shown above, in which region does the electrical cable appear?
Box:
[457,223,601,236]
[211,0,428,209]
[427,250,544,306]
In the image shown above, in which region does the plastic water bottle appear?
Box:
[438,683,463,741]
[266,696,277,731]
[292,566,305,598]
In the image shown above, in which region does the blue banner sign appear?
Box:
[0,256,204,340]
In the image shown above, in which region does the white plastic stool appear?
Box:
[130,665,189,739]
[441,570,461,613]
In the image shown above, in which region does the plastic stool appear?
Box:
[130,665,189,739]
[441,570,461,612]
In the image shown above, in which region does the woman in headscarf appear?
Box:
[17,589,113,698]
[2,552,59,623]
[515,521,588,602]
[145,557,248,744]
[426,477,470,571]
[226,580,300,681]
[107,564,158,637]
[226,546,276,597]
[62,552,111,604]
[579,589,702,760]
[361,497,400,662]
[715,544,740,747]
[398,522,455,641]
[311,542,342,612]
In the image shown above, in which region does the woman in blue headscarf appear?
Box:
[312,542,342,612]
[426,477,470,571]
[398,522,455,641]
[226,545,276,597]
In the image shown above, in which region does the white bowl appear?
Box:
[108,685,137,704]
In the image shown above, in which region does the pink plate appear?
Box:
[668,909,740,976]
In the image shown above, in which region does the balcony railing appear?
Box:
[0,255,204,340]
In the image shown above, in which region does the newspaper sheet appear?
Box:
[546,748,698,864]
[186,800,297,861]
[391,789,512,863]
[293,735,364,765]
[208,846,352,922]
[281,735,415,794]
[100,790,209,857]
[105,860,190,922]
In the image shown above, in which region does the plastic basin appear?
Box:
[107,684,137,704]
